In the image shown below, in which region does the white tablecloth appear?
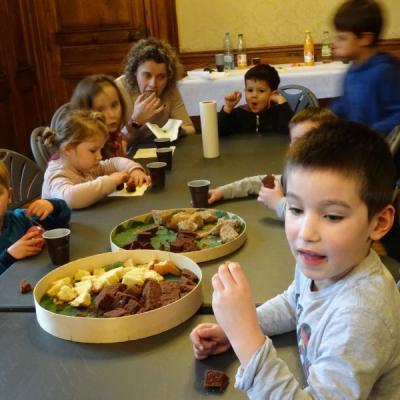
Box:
[178,62,349,116]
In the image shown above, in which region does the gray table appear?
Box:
[1,134,398,310]
[0,313,305,400]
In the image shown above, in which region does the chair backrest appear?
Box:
[0,149,44,209]
[50,102,70,130]
[278,84,319,113]
[30,126,53,171]
[386,125,400,156]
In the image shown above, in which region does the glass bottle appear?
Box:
[223,32,234,70]
[304,30,314,66]
[236,33,247,69]
[321,30,333,63]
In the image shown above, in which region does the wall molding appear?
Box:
[179,38,400,72]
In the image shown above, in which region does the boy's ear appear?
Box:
[359,32,375,47]
[369,204,395,241]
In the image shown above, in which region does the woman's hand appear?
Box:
[129,168,151,187]
[257,177,284,210]
[190,323,231,360]
[212,262,265,366]
[26,199,54,220]
[223,91,242,113]
[208,188,224,204]
[131,92,165,125]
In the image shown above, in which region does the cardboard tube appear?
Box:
[199,100,219,158]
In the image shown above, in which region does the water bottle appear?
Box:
[223,32,234,70]
[321,31,333,63]
[236,33,248,69]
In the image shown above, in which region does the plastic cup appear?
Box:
[215,53,224,72]
[156,147,173,170]
[187,179,210,208]
[42,228,71,266]
[147,162,167,189]
[154,138,171,148]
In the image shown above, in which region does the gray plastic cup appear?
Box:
[187,179,210,208]
[215,53,224,72]
[147,161,167,189]
[154,138,171,148]
[156,147,173,170]
[42,228,71,266]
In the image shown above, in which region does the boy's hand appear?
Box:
[223,91,242,113]
[190,323,231,360]
[26,199,54,220]
[129,168,151,187]
[131,92,164,126]
[257,177,284,210]
[212,262,265,366]
[208,188,224,204]
[7,231,44,260]
[269,91,287,106]
[110,172,130,186]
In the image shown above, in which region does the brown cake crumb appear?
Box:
[203,369,229,392]
[262,174,275,189]
[126,182,136,193]
[20,279,33,294]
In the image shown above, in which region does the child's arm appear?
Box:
[257,177,285,216]
[215,175,265,201]
[6,230,44,262]
[223,91,242,114]
[26,199,71,230]
[218,91,242,136]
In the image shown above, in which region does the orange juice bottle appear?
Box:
[304,30,314,66]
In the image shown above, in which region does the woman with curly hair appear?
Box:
[116,37,195,147]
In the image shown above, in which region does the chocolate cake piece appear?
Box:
[203,369,229,392]
[95,283,126,312]
[124,284,143,299]
[116,183,125,191]
[179,278,197,295]
[103,308,129,318]
[20,279,33,294]
[141,279,161,310]
[181,269,199,284]
[123,298,142,314]
[126,181,136,193]
[159,281,181,305]
[170,238,185,252]
[262,174,275,189]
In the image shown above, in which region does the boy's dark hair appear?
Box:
[333,0,383,45]
[285,121,396,219]
[244,64,280,90]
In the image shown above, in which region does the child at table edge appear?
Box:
[209,108,338,219]
[0,161,71,274]
[191,121,400,398]
[42,109,150,210]
[330,0,400,135]
[218,64,293,136]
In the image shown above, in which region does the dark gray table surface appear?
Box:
[0,313,305,400]
[0,133,398,310]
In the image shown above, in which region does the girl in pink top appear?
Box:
[42,110,150,209]
[70,74,128,159]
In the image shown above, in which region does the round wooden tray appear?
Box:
[109,208,247,263]
[34,250,203,343]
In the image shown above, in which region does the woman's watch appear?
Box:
[129,118,142,129]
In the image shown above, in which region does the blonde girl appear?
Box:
[42,110,150,209]
[70,74,128,158]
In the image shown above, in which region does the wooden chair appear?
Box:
[30,126,53,171]
[0,149,44,209]
[278,84,319,113]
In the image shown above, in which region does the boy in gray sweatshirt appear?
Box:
[191,121,400,399]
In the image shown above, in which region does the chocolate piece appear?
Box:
[203,370,229,392]
[262,174,275,189]
[20,279,33,294]
[95,283,126,312]
[123,298,142,314]
[181,269,199,284]
[142,279,161,310]
[126,182,136,193]
[116,183,125,191]
[124,284,143,299]
[103,308,129,318]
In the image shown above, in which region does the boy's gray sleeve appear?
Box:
[256,280,297,336]
[219,175,264,199]
[237,308,394,399]
[275,196,287,221]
